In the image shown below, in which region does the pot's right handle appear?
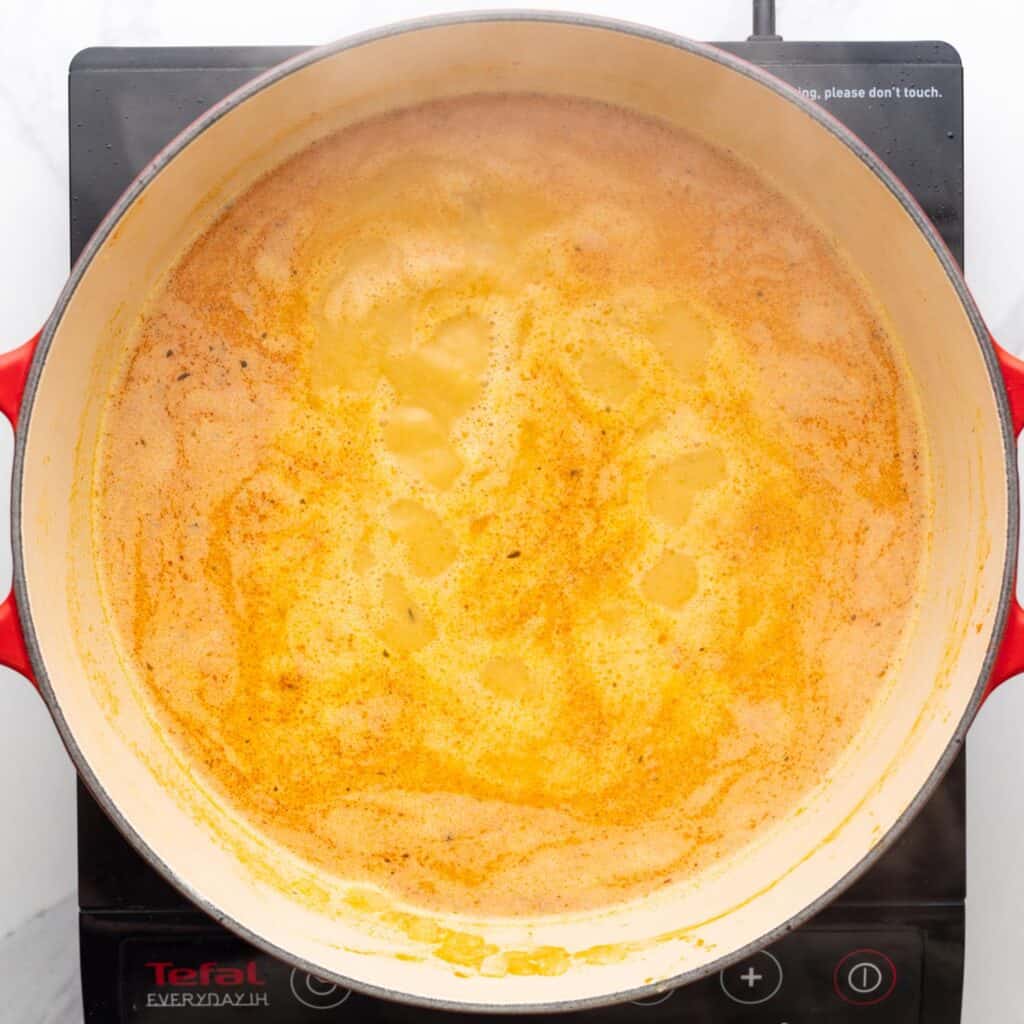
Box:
[0,333,40,687]
[986,341,1024,700]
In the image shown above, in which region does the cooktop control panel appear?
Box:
[87,918,922,1022]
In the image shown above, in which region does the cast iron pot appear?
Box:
[3,12,1024,1012]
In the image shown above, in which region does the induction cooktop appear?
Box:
[70,22,966,1024]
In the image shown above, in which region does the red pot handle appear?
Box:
[0,332,40,686]
[986,340,1024,701]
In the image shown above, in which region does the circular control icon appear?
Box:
[720,950,783,1005]
[834,949,897,1006]
[630,989,675,1007]
[289,969,351,1010]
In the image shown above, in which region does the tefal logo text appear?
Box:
[145,961,267,987]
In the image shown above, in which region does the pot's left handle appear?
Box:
[0,333,41,686]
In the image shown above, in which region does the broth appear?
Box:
[95,94,928,917]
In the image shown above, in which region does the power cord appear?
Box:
[749,0,783,41]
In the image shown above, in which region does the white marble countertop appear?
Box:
[3,1,1024,1020]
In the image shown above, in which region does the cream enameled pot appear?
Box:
[4,13,1024,1012]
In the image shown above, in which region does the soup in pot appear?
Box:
[95,94,929,917]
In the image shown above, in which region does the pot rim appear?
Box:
[12,10,1017,1014]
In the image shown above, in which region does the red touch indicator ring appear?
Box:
[833,948,898,1006]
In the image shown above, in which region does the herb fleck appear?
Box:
[165,349,173,357]
[407,607,416,622]
[176,372,190,381]
[506,550,521,559]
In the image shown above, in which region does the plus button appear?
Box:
[720,951,783,1005]
[740,966,763,988]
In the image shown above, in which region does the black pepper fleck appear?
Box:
[176,372,190,381]
[506,550,521,559]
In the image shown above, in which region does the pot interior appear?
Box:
[17,16,1011,1008]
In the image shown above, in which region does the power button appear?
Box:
[834,948,897,1006]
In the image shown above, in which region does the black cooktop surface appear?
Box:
[71,37,965,1024]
